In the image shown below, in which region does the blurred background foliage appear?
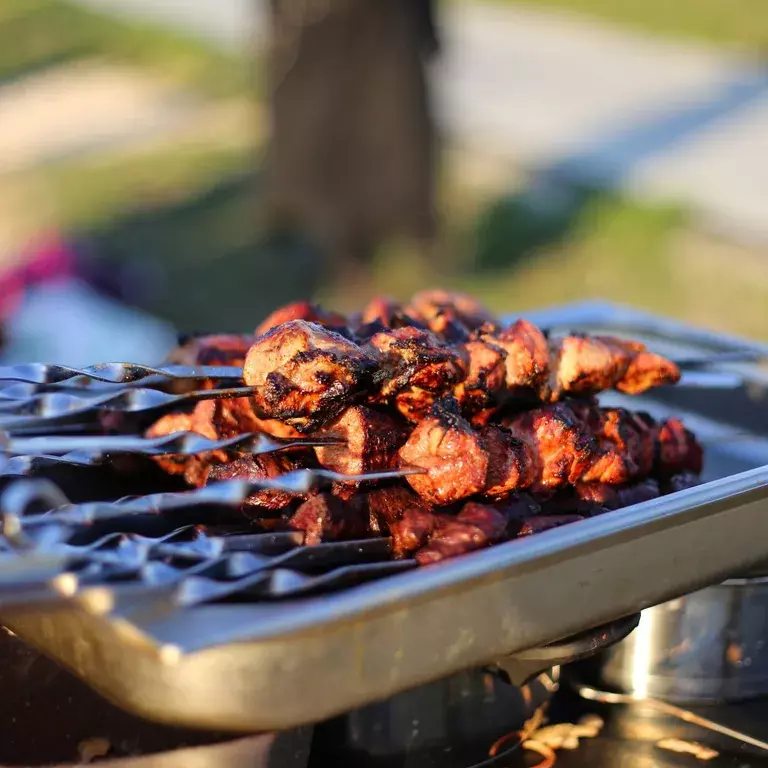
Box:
[0,0,767,338]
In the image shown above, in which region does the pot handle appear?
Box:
[495,613,640,688]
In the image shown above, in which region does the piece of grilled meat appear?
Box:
[413,502,509,565]
[255,301,348,337]
[289,493,369,545]
[165,333,253,367]
[244,320,377,432]
[398,397,489,504]
[485,319,550,400]
[143,405,228,488]
[206,453,304,514]
[452,338,508,421]
[656,417,704,478]
[313,405,407,476]
[144,412,195,477]
[504,402,598,491]
[550,335,680,399]
[192,395,302,441]
[478,323,679,403]
[365,326,465,422]
[567,401,654,485]
[481,425,538,499]
[145,396,306,489]
[406,289,497,338]
[363,486,437,556]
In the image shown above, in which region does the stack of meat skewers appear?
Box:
[146,290,702,565]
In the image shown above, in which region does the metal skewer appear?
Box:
[3,431,343,458]
[0,363,243,386]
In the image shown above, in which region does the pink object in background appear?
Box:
[0,233,77,320]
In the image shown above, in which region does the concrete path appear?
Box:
[436,4,768,244]
[65,0,768,243]
[71,0,261,49]
[0,63,202,174]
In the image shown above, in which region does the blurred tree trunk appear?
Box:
[265,0,439,293]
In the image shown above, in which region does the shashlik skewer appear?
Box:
[143,393,701,512]
[397,397,702,505]
[286,472,695,566]
[242,314,681,432]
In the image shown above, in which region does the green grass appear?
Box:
[490,0,768,54]
[358,177,768,341]
[0,0,248,95]
[28,144,252,230]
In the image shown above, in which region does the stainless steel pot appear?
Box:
[593,577,768,703]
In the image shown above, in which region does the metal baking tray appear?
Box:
[0,301,767,732]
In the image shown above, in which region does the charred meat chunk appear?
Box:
[363,486,436,556]
[406,289,497,335]
[480,425,537,499]
[255,301,348,337]
[205,454,303,513]
[616,348,681,395]
[165,334,253,367]
[313,405,407,476]
[504,403,598,491]
[414,502,508,565]
[244,320,376,432]
[453,339,507,418]
[367,327,465,400]
[656,417,704,478]
[569,403,653,485]
[486,319,550,399]
[399,398,488,505]
[289,493,368,545]
[551,335,680,398]
[366,327,465,423]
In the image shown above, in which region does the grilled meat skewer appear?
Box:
[145,398,701,505]
[397,399,701,504]
[240,314,680,430]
